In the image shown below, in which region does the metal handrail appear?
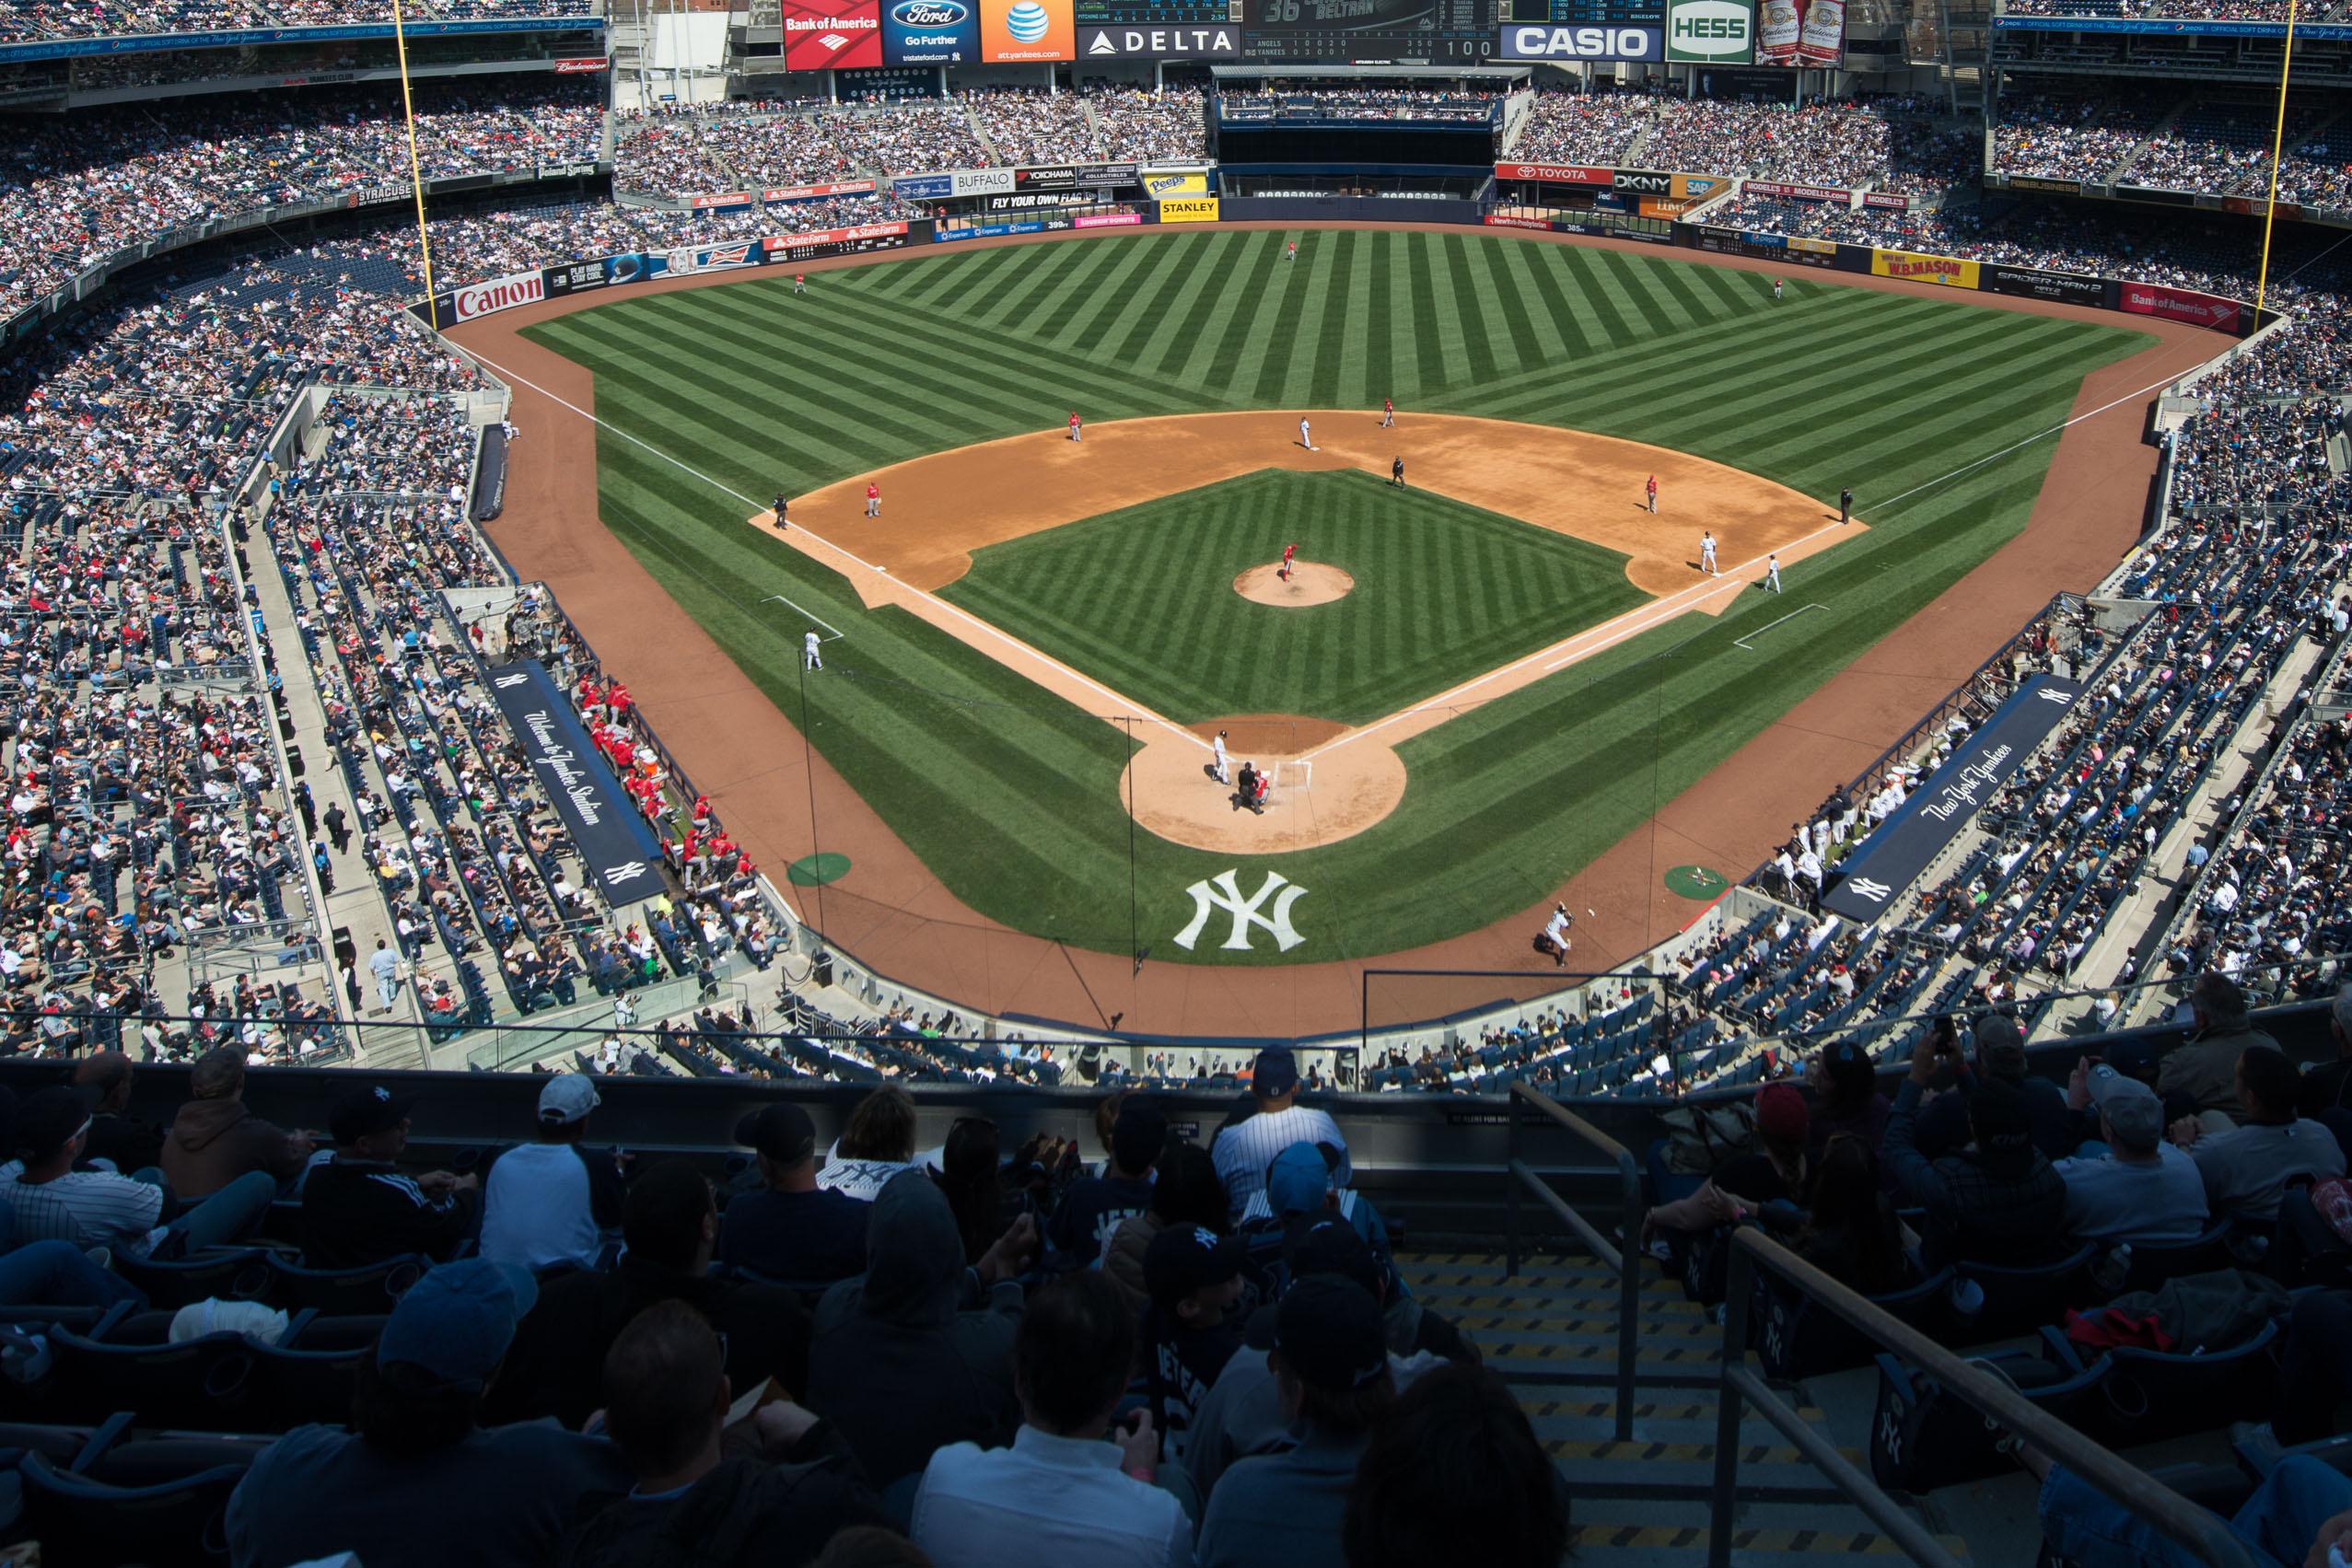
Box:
[1503,1081,1642,1443]
[1710,1227,2260,1568]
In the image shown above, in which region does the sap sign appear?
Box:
[1499,24,1662,59]
[1666,0,1753,61]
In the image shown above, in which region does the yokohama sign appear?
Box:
[453,271,544,320]
[1495,161,1611,186]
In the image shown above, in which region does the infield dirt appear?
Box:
[456,222,2226,1038]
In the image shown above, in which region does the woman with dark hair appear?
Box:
[933,1116,1024,1265]
[1785,1133,1914,1296]
[821,1084,921,1202]
[1643,1082,1816,1246]
[1341,1363,1568,1568]
[1807,1040,1892,1166]
[1104,1142,1228,1325]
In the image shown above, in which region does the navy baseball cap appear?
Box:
[1252,1048,1299,1097]
[1277,1274,1389,1393]
[376,1258,539,1390]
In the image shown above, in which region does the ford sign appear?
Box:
[891,0,965,21]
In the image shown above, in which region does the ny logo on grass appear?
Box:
[1174,869,1308,953]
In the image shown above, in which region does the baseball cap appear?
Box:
[1252,1048,1299,1098]
[375,1258,539,1390]
[329,1084,418,1145]
[1265,1142,1333,1217]
[2087,1064,2163,1153]
[1285,1214,1382,1297]
[1111,1101,1168,1175]
[1276,1274,1390,1393]
[12,1086,89,1165]
[1755,1083,1809,1144]
[537,1074,600,1127]
[1144,1223,1245,1307]
[733,1102,817,1165]
[1973,1016,2028,1081]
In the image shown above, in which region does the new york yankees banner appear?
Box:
[1822,675,2084,923]
[483,659,668,904]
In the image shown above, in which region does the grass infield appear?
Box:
[520,227,2151,966]
[940,469,1649,726]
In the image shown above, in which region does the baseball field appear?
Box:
[514,226,2153,969]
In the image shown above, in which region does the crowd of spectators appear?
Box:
[1990,85,2352,205]
[1512,87,1971,194]
[2005,0,2304,17]
[1217,87,1498,122]
[1991,86,2171,180]
[0,0,593,42]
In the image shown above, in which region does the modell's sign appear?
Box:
[1744,179,1848,203]
[1496,161,1611,186]
[453,271,544,320]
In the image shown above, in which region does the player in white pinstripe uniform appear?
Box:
[1209,1047,1351,1220]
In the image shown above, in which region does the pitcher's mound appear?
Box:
[1235,561,1352,607]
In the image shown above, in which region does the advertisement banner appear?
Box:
[894,173,955,200]
[1755,0,1798,60]
[763,180,877,203]
[541,254,645,297]
[762,222,916,262]
[936,216,1077,239]
[1142,170,1208,198]
[1639,196,1702,218]
[1483,214,1553,230]
[2006,175,2081,194]
[1075,211,1143,226]
[1498,23,1663,60]
[485,661,667,906]
[1012,161,1134,189]
[1796,0,1842,62]
[1787,234,1836,256]
[661,238,764,277]
[1690,225,1836,267]
[1613,168,1672,194]
[2118,282,2241,333]
[951,168,1016,196]
[1159,195,1219,223]
[881,0,978,62]
[1667,0,1754,64]
[1983,263,2104,307]
[536,161,600,180]
[987,189,1105,209]
[1743,179,1849,203]
[1871,248,1977,287]
[1822,675,2083,922]
[982,0,1072,60]
[691,192,756,211]
[1495,160,1612,186]
[451,270,545,321]
[1861,192,1908,210]
[782,0,882,68]
[1674,173,1728,200]
[1077,22,1239,54]
[1550,212,1674,243]
[553,56,610,72]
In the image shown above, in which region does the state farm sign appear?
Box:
[453,271,546,320]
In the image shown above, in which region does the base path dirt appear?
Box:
[1236,561,1352,607]
[452,221,2228,1040]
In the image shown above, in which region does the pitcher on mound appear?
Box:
[1279,543,1298,583]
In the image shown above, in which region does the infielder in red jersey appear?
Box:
[1068,411,1081,442]
[1645,475,1658,514]
[865,482,879,517]
[1279,543,1297,582]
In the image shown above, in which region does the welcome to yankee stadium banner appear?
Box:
[1822,675,2084,922]
[484,660,667,904]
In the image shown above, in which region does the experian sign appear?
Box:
[1499,23,1661,58]
[1665,0,1753,61]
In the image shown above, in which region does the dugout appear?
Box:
[1208,64,1523,203]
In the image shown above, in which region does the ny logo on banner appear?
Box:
[494,672,529,689]
[602,862,652,888]
[1173,869,1308,952]
[1845,877,1893,903]
[2037,689,2073,704]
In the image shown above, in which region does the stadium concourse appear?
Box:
[0,38,2342,1559]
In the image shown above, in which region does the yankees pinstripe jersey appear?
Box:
[1210,1106,1352,1219]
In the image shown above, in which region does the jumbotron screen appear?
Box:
[1238,0,1500,61]
[1500,0,1663,24]
[1076,0,1240,25]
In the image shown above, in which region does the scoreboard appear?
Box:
[1237,0,1500,61]
[1502,0,1661,24]
[1075,0,1240,26]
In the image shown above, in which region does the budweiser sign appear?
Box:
[553,57,611,72]
[762,180,877,202]
[452,271,545,320]
[1496,161,1611,186]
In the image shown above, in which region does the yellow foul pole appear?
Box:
[390,0,441,330]
[2253,0,2300,325]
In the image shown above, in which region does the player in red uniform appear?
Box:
[1645,474,1658,515]
[865,482,879,517]
[1380,396,1394,428]
[1279,542,1297,583]
[1068,411,1081,442]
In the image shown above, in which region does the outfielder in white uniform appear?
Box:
[1765,554,1782,594]
[1299,418,1314,451]
[803,631,822,671]
[1211,729,1230,784]
[1700,532,1718,575]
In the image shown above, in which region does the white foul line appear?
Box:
[759,594,845,641]
[1734,601,1827,650]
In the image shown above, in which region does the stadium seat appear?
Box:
[1869,1342,2113,1493]
[2113,1221,2233,1297]
[1950,1244,2095,1342]
[109,1248,273,1311]
[264,1252,426,1316]
[2046,1318,2286,1446]
[1751,1264,1952,1381]
[19,1433,264,1568]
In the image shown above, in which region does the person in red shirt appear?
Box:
[1068,411,1082,442]
[865,482,880,518]
[1645,474,1658,515]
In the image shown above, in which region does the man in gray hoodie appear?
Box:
[804,1169,1037,1490]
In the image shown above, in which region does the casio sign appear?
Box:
[1668,0,1751,53]
[891,0,965,19]
[1503,24,1659,59]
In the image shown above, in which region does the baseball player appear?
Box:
[1068,411,1081,442]
[1279,543,1297,583]
[794,273,806,295]
[1700,531,1717,575]
[865,482,879,518]
[1391,456,1404,490]
[1299,417,1314,451]
[1645,474,1658,515]
[803,630,822,671]
[1840,486,1853,525]
[773,494,788,532]
[1772,277,1783,302]
[1380,397,1394,428]
[1211,728,1230,784]
[1286,240,1297,262]
[1538,902,1574,967]
[1765,554,1782,594]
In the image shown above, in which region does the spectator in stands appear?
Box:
[1143,1220,1250,1468]
[935,1117,1025,1267]
[821,1085,922,1202]
[298,1083,478,1269]
[1642,1084,1816,1246]
[1050,1098,1164,1267]
[1240,1143,1396,1275]
[722,1102,871,1283]
[1883,1033,2068,1268]
[1341,1363,1569,1568]
[2053,1061,2210,1247]
[1107,1142,1228,1330]
[72,1050,159,1173]
[1197,1272,1395,1568]
[910,1272,1187,1568]
[479,1073,623,1273]
[2022,1440,2352,1568]
[1773,1134,1915,1296]
[806,1169,1034,1491]
[1805,1040,1890,1163]
[224,1257,633,1568]
[2172,1046,2346,1223]
[557,1298,885,1567]
[2296,984,2352,1121]
[159,1045,313,1199]
[1213,1049,1350,1220]
[488,1159,812,1432]
[1,1085,273,1259]
[2153,971,2280,1123]
[1912,1016,2080,1163]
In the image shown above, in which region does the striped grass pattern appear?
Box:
[520,228,2151,964]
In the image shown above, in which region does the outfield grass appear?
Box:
[520,227,2152,965]
[939,469,1649,725]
